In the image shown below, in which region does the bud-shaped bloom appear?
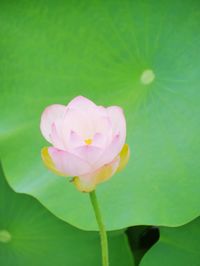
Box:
[40,96,129,192]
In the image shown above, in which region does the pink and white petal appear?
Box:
[94,133,124,169]
[67,96,110,132]
[107,106,126,142]
[92,133,106,148]
[41,147,68,177]
[73,156,120,192]
[61,108,94,142]
[63,98,112,144]
[48,147,92,176]
[67,95,96,111]
[92,116,112,138]
[68,131,84,149]
[66,109,110,138]
[96,106,108,116]
[67,96,109,121]
[73,145,104,167]
[40,104,66,143]
[50,123,66,150]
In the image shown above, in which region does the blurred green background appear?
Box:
[0,0,199,265]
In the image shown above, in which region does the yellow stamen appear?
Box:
[85,139,92,145]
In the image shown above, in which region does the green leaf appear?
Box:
[0,165,134,266]
[0,0,200,230]
[140,217,200,266]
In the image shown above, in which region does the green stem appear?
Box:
[89,190,109,266]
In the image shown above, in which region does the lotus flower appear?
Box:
[40,96,129,192]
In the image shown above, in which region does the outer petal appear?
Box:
[41,147,67,177]
[117,144,130,172]
[48,147,92,176]
[73,156,120,192]
[50,123,66,150]
[40,104,66,143]
[90,106,126,167]
[67,95,96,110]
[94,133,123,169]
[107,106,126,143]
[67,96,109,122]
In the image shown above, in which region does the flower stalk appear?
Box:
[89,190,109,266]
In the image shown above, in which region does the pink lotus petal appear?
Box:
[41,147,67,177]
[40,104,66,143]
[61,107,111,143]
[95,133,124,169]
[73,156,120,192]
[68,130,84,148]
[50,123,66,150]
[67,96,96,110]
[62,108,93,141]
[92,116,112,138]
[48,147,92,176]
[107,106,126,141]
[73,145,104,168]
[67,96,110,135]
[92,133,106,147]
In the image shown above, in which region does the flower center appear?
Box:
[84,138,92,145]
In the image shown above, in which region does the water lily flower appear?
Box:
[40,96,130,192]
